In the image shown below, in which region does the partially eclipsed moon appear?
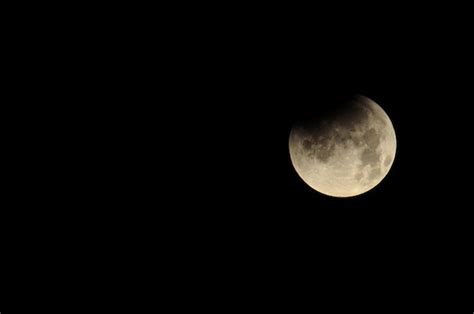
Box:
[289,95,396,197]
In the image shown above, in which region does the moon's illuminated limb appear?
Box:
[288,95,396,197]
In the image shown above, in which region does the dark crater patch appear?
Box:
[302,134,336,162]
[384,155,392,167]
[361,148,380,167]
[363,128,381,149]
[303,139,313,151]
[315,141,336,162]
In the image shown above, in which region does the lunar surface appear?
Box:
[289,95,396,197]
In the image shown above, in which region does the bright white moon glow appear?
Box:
[289,95,396,197]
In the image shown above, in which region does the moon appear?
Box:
[289,95,396,197]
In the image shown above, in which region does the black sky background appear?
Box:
[5,4,471,309]
[158,10,471,303]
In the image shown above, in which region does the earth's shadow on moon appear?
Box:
[288,93,396,198]
[293,94,371,126]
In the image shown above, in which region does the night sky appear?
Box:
[6,5,470,309]
[168,19,471,302]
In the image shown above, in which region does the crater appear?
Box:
[363,128,381,149]
[384,155,392,167]
[302,138,317,159]
[360,148,380,167]
[314,141,336,162]
[334,128,355,148]
[301,130,338,163]
[303,139,314,151]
